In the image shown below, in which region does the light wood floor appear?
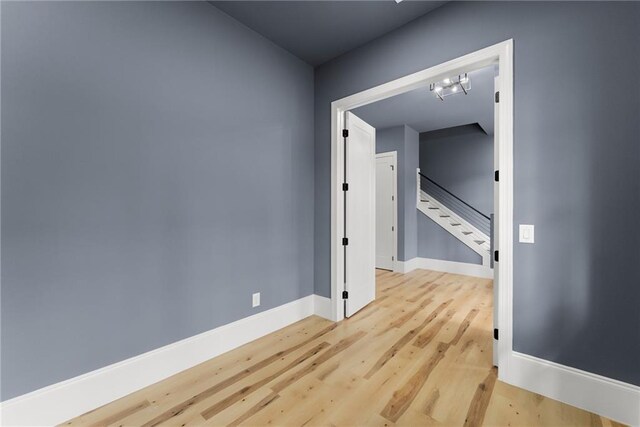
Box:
[64,269,622,426]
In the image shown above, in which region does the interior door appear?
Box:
[375,153,396,271]
[344,111,376,317]
[493,75,500,367]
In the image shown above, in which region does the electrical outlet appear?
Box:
[252,292,260,308]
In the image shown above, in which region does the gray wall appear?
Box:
[375,125,418,262]
[417,124,493,265]
[1,1,314,400]
[314,1,640,386]
[418,217,481,264]
[420,124,493,215]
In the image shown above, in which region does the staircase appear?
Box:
[416,170,492,266]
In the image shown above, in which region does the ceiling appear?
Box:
[352,66,497,135]
[210,1,447,67]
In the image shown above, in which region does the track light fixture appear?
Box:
[429,73,471,101]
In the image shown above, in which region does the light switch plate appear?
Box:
[252,292,260,308]
[519,224,535,243]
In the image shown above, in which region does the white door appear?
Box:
[493,75,500,367]
[344,111,376,317]
[375,153,396,271]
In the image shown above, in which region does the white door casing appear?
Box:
[344,111,376,317]
[493,75,500,367]
[330,40,512,369]
[375,152,397,271]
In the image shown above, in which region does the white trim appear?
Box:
[396,257,492,279]
[330,42,513,349]
[312,295,333,321]
[417,190,490,266]
[375,151,398,272]
[394,257,421,274]
[507,352,640,426]
[1,295,317,426]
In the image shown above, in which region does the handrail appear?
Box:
[418,172,490,220]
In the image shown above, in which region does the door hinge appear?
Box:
[342,129,349,138]
[392,256,395,261]
[392,226,394,231]
[494,328,499,340]
[391,195,394,201]
[342,183,348,191]
[390,165,394,170]
[342,237,349,246]
[494,170,499,182]
[494,250,499,262]
[495,91,500,103]
[342,290,349,299]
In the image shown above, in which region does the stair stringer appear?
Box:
[417,190,491,266]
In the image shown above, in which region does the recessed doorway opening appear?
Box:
[330,40,513,379]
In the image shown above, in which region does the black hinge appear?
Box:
[494,328,499,340]
[342,129,349,138]
[392,256,394,261]
[342,183,349,191]
[342,237,349,246]
[494,250,499,262]
[495,91,500,103]
[390,165,394,170]
[494,170,499,182]
[342,290,349,299]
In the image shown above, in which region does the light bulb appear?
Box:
[443,78,451,85]
[435,86,442,92]
[452,86,458,92]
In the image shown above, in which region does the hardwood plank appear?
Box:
[424,388,440,417]
[364,299,451,379]
[449,308,480,346]
[376,295,434,336]
[226,392,280,427]
[140,331,334,426]
[463,367,498,427]
[413,308,455,348]
[380,342,450,422]
[270,331,367,393]
[198,342,330,420]
[82,400,150,427]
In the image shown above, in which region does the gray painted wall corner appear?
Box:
[1,1,315,400]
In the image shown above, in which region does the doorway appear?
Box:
[329,40,513,377]
[375,152,397,272]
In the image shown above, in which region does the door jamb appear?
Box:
[330,40,514,382]
[375,151,398,272]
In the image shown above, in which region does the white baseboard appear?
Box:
[0,295,317,426]
[394,258,420,274]
[313,295,333,320]
[4,293,638,427]
[506,352,640,426]
[396,257,493,279]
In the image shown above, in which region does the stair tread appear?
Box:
[419,201,488,257]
